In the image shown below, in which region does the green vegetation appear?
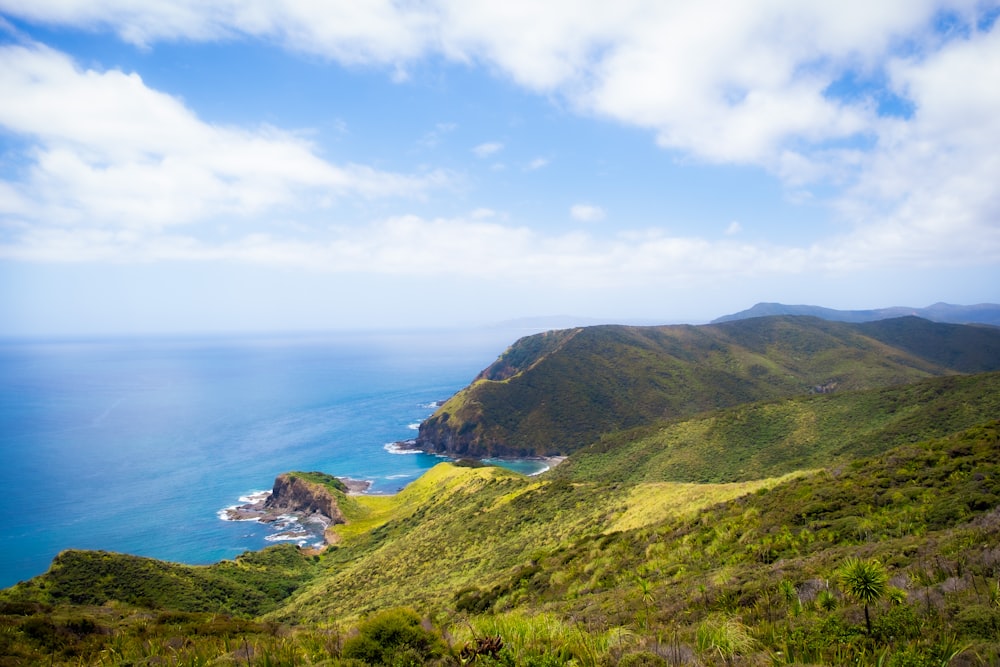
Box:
[288,471,349,493]
[3,316,1000,665]
[3,544,318,617]
[5,418,999,664]
[838,558,889,634]
[560,371,1000,484]
[341,608,449,666]
[416,317,1000,458]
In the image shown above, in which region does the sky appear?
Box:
[0,1,998,336]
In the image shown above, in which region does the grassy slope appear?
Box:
[275,371,1000,623]
[7,371,998,622]
[561,370,1000,484]
[3,411,1000,665]
[308,421,1000,664]
[417,316,1000,457]
[274,464,786,625]
[4,421,999,664]
[2,544,318,617]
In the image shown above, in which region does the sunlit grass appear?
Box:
[605,472,812,534]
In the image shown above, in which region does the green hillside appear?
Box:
[3,417,999,665]
[561,371,1000,484]
[4,318,1000,665]
[416,316,1000,458]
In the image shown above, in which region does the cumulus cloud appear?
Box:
[1,0,998,278]
[0,0,435,63]
[570,204,606,223]
[829,24,1000,267]
[0,42,447,232]
[0,1,966,163]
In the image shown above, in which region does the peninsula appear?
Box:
[224,471,370,545]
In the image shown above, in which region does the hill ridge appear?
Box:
[712,300,1000,325]
[415,315,1000,458]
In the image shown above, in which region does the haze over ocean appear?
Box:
[0,328,538,588]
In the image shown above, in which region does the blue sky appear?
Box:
[1,2,998,335]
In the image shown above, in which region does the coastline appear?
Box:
[217,455,565,548]
[533,456,567,475]
[386,439,566,476]
[0,329,520,588]
[222,477,372,521]
[481,455,567,476]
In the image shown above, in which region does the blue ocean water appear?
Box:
[0,328,540,589]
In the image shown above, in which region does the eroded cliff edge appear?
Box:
[225,471,369,545]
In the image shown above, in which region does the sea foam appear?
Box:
[384,441,421,455]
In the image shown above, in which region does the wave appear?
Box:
[407,422,421,430]
[238,490,271,504]
[218,489,271,522]
[264,531,309,543]
[217,507,264,522]
[384,441,421,455]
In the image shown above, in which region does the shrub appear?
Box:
[838,557,889,634]
[341,608,449,666]
[696,614,755,665]
[954,603,1000,638]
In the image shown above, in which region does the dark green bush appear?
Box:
[341,608,449,666]
[954,604,1000,638]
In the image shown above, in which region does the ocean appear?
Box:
[0,328,541,589]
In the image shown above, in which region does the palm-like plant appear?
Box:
[838,557,889,634]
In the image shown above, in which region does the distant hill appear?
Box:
[414,315,1000,458]
[559,370,1000,484]
[711,301,1000,325]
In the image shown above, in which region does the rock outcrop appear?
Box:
[224,472,370,543]
[261,473,345,526]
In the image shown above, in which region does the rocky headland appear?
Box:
[224,472,370,545]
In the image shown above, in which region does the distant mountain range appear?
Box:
[711,301,1000,325]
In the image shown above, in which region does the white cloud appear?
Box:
[0,42,447,232]
[829,25,1000,268]
[526,157,549,171]
[2,1,999,278]
[570,204,605,222]
[472,141,504,158]
[725,221,742,236]
[0,1,960,161]
[0,212,944,291]
[0,0,436,62]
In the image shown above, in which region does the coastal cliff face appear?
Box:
[414,317,1000,459]
[224,471,369,538]
[263,473,346,526]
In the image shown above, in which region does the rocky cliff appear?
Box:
[262,473,346,526]
[225,472,369,544]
